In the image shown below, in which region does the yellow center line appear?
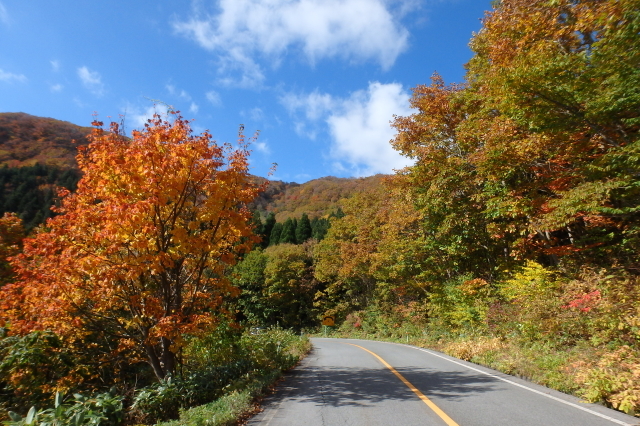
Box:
[346,343,460,426]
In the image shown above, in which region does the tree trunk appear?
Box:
[144,343,166,381]
[160,337,176,378]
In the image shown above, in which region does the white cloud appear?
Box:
[77,66,105,96]
[50,60,60,72]
[124,104,171,131]
[249,107,264,123]
[327,82,413,176]
[189,102,199,114]
[0,69,26,83]
[206,90,221,106]
[281,90,334,139]
[253,140,270,154]
[282,90,333,121]
[0,2,8,26]
[282,81,414,176]
[173,0,409,85]
[215,48,265,88]
[50,83,63,92]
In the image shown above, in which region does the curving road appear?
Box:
[248,338,638,426]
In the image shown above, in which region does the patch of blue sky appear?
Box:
[0,0,490,183]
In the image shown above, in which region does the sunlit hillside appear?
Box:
[252,175,385,222]
[0,113,380,229]
[0,112,92,168]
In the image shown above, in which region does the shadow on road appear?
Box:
[273,347,500,408]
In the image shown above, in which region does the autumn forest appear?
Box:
[1,0,639,424]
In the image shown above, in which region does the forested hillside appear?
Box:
[0,114,374,233]
[0,113,92,168]
[0,0,638,423]
[251,175,384,222]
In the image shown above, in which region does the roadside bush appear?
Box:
[5,390,123,426]
[429,275,493,334]
[0,331,75,415]
[129,327,309,425]
[130,361,253,425]
[574,345,640,415]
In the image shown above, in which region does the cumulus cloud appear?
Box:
[281,90,334,139]
[282,90,333,121]
[173,0,409,85]
[189,102,199,114]
[327,82,413,176]
[282,81,414,176]
[50,83,63,92]
[0,69,26,83]
[77,66,104,96]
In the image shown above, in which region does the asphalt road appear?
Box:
[248,338,639,426]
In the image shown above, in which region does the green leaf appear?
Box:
[54,391,63,408]
[8,411,22,422]
[73,411,85,426]
[24,406,36,425]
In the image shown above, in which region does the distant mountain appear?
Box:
[251,175,385,222]
[0,112,92,168]
[0,112,385,229]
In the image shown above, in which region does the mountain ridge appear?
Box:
[0,112,384,224]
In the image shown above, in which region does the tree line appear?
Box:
[0,0,638,421]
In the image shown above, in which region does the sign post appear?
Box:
[321,316,335,336]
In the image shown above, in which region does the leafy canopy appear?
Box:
[1,113,262,381]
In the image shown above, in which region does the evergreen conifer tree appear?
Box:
[261,212,276,248]
[270,222,283,246]
[311,217,330,240]
[296,213,312,243]
[279,218,296,244]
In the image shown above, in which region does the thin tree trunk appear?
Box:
[160,337,176,378]
[144,343,166,381]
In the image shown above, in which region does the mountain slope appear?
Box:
[252,175,385,222]
[0,112,386,228]
[0,112,92,168]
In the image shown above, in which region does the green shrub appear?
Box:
[130,327,309,424]
[5,391,123,426]
[0,331,75,415]
[130,361,252,424]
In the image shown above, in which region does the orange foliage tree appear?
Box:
[1,113,262,381]
[0,212,24,287]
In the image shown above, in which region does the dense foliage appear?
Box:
[1,112,262,385]
[313,0,640,414]
[0,113,92,169]
[0,164,80,231]
[0,114,313,425]
[0,0,638,421]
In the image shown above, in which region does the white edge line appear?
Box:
[392,342,634,426]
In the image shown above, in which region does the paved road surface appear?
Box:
[248,338,638,426]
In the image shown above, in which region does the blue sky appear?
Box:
[0,0,491,183]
